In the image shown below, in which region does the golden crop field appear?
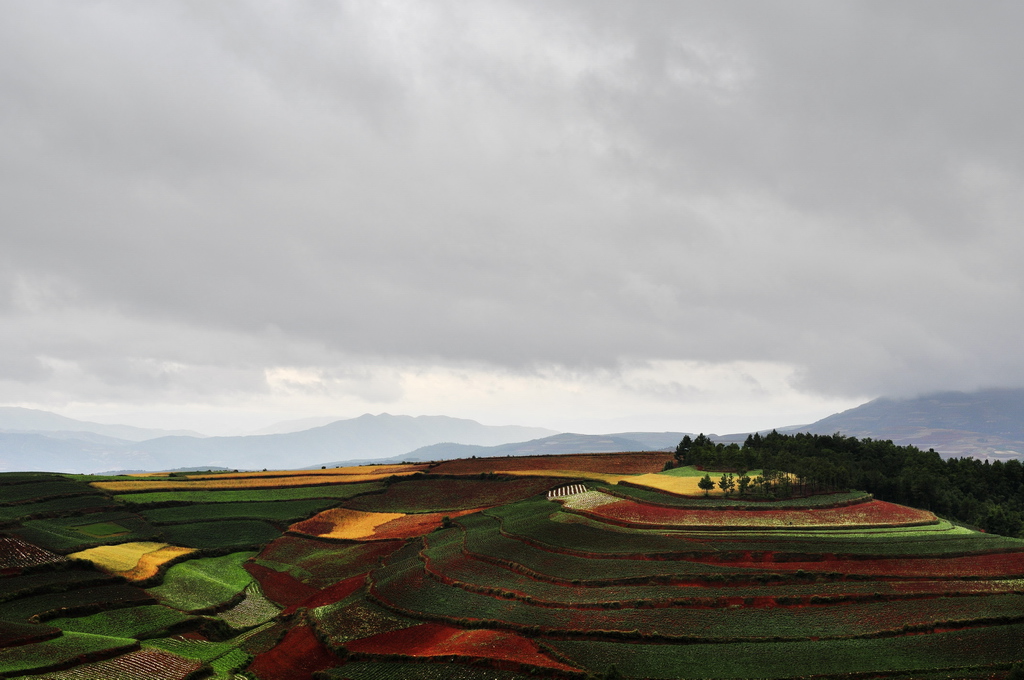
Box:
[289,508,405,540]
[624,473,714,495]
[90,471,419,493]
[184,463,429,480]
[494,469,634,485]
[69,542,197,581]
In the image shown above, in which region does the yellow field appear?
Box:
[91,471,419,493]
[185,464,429,480]
[289,508,405,540]
[69,542,197,581]
[494,469,634,485]
[624,471,796,497]
[624,473,715,495]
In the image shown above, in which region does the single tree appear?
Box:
[738,473,752,496]
[698,474,715,497]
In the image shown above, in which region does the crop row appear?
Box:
[92,472,420,494]
[0,495,116,525]
[429,452,672,476]
[246,623,340,680]
[252,535,405,590]
[312,593,420,647]
[487,498,1024,561]
[112,481,385,506]
[0,619,61,648]
[148,551,255,613]
[343,476,563,513]
[424,528,1024,606]
[0,632,139,678]
[16,511,161,553]
[486,499,717,558]
[371,543,1024,642]
[140,498,341,525]
[49,604,197,640]
[342,621,581,675]
[183,464,428,480]
[0,583,155,622]
[464,510,1024,582]
[459,513,761,582]
[0,536,67,571]
[547,623,1024,678]
[605,484,872,509]
[142,635,243,663]
[571,496,938,530]
[160,519,281,551]
[0,477,102,505]
[316,661,540,680]
[0,566,118,604]
[30,648,204,680]
[217,583,281,630]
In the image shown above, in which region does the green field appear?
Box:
[0,494,115,523]
[319,662,538,679]
[16,511,161,552]
[549,625,1024,678]
[48,604,196,640]
[148,551,255,612]
[159,518,281,550]
[0,583,154,622]
[140,498,341,525]
[0,632,137,677]
[0,477,101,503]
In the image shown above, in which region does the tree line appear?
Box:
[670,431,1024,537]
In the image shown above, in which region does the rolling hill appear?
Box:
[798,388,1024,460]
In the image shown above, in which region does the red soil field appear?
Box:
[254,536,404,589]
[283,574,366,615]
[579,498,937,529]
[720,550,1024,579]
[369,509,482,540]
[430,451,672,476]
[345,622,581,673]
[245,562,318,609]
[248,624,340,680]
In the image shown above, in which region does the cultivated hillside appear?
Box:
[2,442,1022,679]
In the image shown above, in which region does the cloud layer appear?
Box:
[1,1,1021,431]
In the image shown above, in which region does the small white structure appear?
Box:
[547,483,587,499]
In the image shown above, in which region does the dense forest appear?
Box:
[672,431,1024,538]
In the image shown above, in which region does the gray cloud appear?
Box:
[1,0,1022,415]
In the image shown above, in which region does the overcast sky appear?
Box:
[1,1,1022,435]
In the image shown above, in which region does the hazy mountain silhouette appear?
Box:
[797,389,1024,459]
[0,406,204,441]
[328,432,689,466]
[3,390,1022,473]
[0,412,556,473]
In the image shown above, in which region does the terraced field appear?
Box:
[3,451,1024,679]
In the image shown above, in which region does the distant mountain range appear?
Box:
[793,389,1024,460]
[0,412,557,473]
[322,432,690,467]
[0,389,1021,473]
[0,406,203,441]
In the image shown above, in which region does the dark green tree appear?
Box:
[698,473,715,497]
[674,434,693,464]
